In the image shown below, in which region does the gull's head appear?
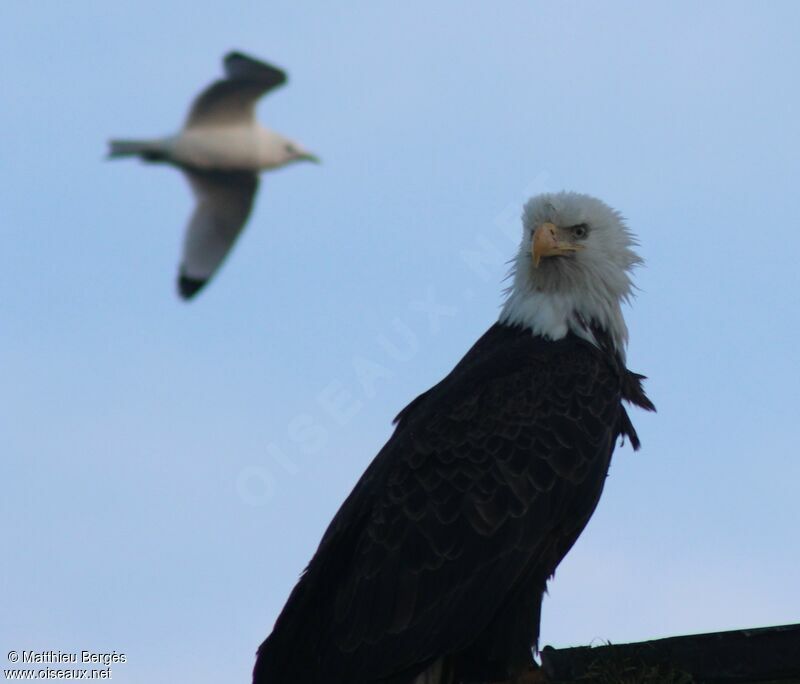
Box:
[500,191,642,355]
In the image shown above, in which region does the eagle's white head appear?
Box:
[499,192,642,359]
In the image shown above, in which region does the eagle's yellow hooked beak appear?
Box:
[532,222,584,267]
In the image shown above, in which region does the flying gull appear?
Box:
[109,51,318,299]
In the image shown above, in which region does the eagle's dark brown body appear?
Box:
[254,322,654,684]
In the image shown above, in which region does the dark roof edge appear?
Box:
[540,623,800,683]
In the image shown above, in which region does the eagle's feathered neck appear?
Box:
[499,287,628,361]
[498,252,634,362]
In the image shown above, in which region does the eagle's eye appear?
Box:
[570,223,589,239]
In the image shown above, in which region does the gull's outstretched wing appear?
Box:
[185,52,287,128]
[177,170,259,299]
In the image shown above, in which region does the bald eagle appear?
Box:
[253,192,655,684]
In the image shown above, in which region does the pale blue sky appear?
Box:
[2,2,799,682]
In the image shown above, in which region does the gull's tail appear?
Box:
[107,138,168,162]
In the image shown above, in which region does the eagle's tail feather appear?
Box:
[411,659,453,684]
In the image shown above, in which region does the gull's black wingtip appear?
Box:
[178,274,207,300]
[222,50,287,85]
[224,50,250,64]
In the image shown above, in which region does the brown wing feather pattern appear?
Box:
[254,324,653,684]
